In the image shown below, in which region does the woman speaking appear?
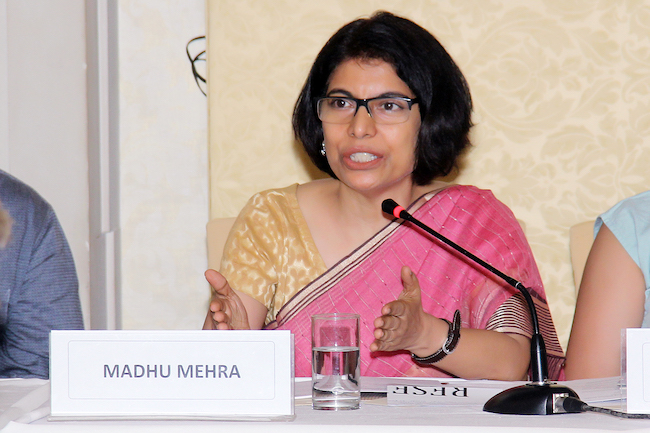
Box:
[203,11,564,381]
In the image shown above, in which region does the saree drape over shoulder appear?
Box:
[220,184,564,380]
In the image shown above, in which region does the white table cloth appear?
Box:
[2,377,650,432]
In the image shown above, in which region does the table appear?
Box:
[2,377,650,432]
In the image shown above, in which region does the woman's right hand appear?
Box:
[203,269,251,330]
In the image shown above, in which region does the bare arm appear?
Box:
[202,269,268,330]
[564,224,645,379]
[370,266,530,381]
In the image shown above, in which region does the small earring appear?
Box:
[320,142,326,156]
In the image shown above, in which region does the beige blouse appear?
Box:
[219,184,327,325]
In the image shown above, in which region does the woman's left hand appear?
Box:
[370,266,447,354]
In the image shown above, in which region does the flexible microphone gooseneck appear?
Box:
[382,198,580,415]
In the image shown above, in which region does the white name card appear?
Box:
[50,330,294,420]
[387,384,498,406]
[626,328,650,413]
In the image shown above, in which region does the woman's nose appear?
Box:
[348,105,376,137]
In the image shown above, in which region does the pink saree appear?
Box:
[267,185,565,379]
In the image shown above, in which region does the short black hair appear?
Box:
[292,11,473,185]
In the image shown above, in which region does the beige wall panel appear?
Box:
[119,0,208,330]
[208,0,650,349]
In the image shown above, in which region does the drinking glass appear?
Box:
[311,313,360,410]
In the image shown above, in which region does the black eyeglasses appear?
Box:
[317,96,419,125]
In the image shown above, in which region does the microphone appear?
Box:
[382,198,580,415]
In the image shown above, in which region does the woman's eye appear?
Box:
[330,98,352,109]
[378,99,405,112]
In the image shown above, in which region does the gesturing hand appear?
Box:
[202,269,251,330]
[370,266,441,354]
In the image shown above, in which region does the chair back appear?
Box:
[206,217,236,271]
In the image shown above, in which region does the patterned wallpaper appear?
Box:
[207,0,650,348]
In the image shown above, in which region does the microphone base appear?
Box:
[483,383,580,415]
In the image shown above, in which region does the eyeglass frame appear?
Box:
[316,96,420,124]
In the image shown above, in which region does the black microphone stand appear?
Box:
[382,199,580,415]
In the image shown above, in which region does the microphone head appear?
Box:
[381,199,399,215]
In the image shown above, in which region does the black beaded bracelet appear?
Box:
[411,309,461,365]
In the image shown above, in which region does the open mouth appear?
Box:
[349,152,378,163]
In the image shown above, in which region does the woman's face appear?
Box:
[322,58,421,195]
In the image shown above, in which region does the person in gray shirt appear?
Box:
[0,169,83,378]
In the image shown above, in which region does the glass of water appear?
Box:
[311,313,360,410]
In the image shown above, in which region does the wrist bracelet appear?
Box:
[411,309,461,364]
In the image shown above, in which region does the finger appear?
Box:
[370,339,383,352]
[205,269,233,297]
[384,300,407,317]
[212,310,230,324]
[203,306,230,330]
[378,314,402,331]
[209,297,225,313]
[371,335,394,352]
[216,321,232,330]
[399,266,422,301]
[209,299,234,324]
[374,324,401,344]
[203,311,218,330]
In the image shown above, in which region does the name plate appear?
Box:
[626,328,650,414]
[50,330,294,419]
[387,384,498,406]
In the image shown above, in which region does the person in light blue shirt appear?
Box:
[565,190,650,379]
[0,169,84,378]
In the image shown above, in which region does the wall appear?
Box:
[118,0,209,330]
[207,0,650,349]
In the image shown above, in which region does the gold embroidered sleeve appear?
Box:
[219,185,326,325]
